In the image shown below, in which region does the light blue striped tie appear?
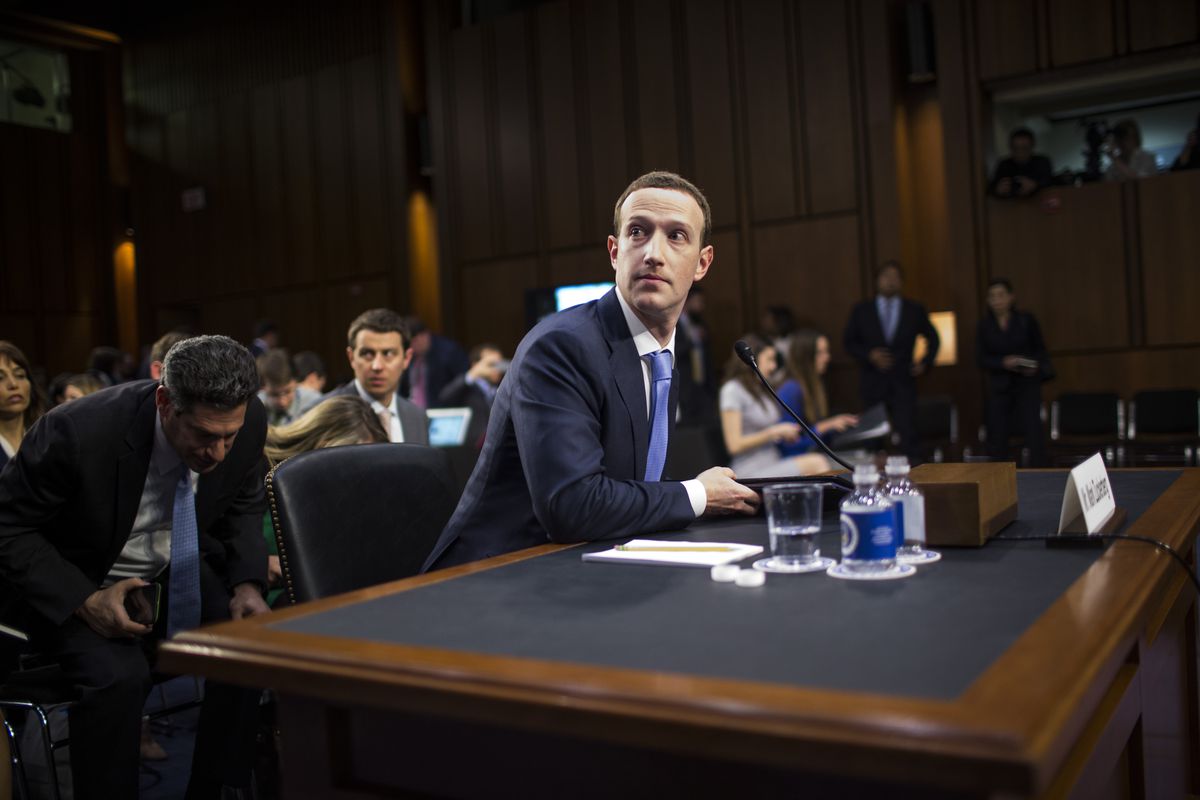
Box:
[643,350,672,482]
[167,469,201,637]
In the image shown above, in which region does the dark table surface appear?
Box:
[272,470,1181,701]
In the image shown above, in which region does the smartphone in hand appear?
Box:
[123,583,162,626]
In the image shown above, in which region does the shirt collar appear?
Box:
[614,289,676,360]
[353,379,399,416]
[152,411,185,477]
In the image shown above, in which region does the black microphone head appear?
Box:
[734,340,756,366]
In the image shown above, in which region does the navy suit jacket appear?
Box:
[0,381,267,628]
[324,382,430,446]
[423,289,696,571]
[843,296,939,399]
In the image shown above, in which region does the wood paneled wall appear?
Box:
[0,33,119,378]
[125,0,416,386]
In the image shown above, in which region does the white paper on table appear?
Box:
[581,539,763,567]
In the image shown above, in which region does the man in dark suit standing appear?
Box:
[423,171,759,571]
[401,317,469,410]
[844,260,940,462]
[326,308,429,445]
[0,335,270,798]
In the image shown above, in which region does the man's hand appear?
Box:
[1002,355,1022,371]
[910,361,927,377]
[75,578,153,639]
[817,413,858,434]
[696,467,760,517]
[869,348,894,371]
[995,177,1012,196]
[267,555,283,587]
[229,581,271,620]
[1014,176,1036,196]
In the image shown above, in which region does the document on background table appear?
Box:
[582,540,763,567]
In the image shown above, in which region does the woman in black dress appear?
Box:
[977,278,1051,465]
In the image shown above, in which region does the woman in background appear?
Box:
[776,330,858,472]
[262,396,389,605]
[977,278,1050,466]
[0,341,45,468]
[61,373,105,403]
[719,334,812,478]
[1106,118,1157,180]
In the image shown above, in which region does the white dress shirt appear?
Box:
[614,290,707,517]
[106,413,198,585]
[354,380,406,443]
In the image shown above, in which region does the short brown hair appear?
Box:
[151,331,192,365]
[612,171,712,246]
[346,308,410,350]
[256,349,294,387]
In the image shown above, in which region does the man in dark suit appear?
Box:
[326,308,429,445]
[400,317,469,410]
[0,335,270,799]
[437,343,505,449]
[423,171,759,571]
[843,260,940,462]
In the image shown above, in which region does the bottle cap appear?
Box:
[852,462,879,483]
[735,569,766,588]
[885,455,910,475]
[710,564,741,583]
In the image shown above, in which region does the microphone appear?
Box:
[734,339,854,473]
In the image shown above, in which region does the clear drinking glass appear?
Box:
[762,484,824,571]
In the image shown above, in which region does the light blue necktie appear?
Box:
[643,350,672,482]
[883,298,899,343]
[168,468,201,637]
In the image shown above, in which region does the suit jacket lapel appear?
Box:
[114,391,157,552]
[598,291,650,480]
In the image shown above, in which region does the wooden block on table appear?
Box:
[910,462,1018,547]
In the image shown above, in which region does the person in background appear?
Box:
[843,260,939,462]
[977,278,1050,467]
[401,317,469,410]
[990,127,1053,198]
[760,305,797,361]
[1171,112,1199,172]
[0,341,44,469]
[249,319,279,357]
[256,349,321,426]
[262,396,388,605]
[47,372,74,408]
[675,285,716,424]
[292,350,328,394]
[719,334,819,478]
[149,331,192,381]
[62,373,105,403]
[438,344,506,449]
[87,346,131,387]
[1106,118,1157,180]
[776,330,858,472]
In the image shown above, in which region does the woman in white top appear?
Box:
[1106,118,1157,181]
[719,333,811,479]
[0,341,44,469]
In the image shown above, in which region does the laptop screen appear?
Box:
[427,408,473,447]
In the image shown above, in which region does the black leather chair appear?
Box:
[1049,392,1124,467]
[914,394,958,463]
[1127,389,1200,466]
[267,444,457,604]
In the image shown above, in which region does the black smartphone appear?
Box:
[124,583,162,626]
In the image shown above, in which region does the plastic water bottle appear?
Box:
[840,462,898,573]
[883,456,927,560]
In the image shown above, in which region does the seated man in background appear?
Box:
[292,349,328,394]
[149,330,192,381]
[437,343,506,448]
[990,127,1053,198]
[422,171,759,571]
[327,308,429,444]
[0,335,270,799]
[257,348,321,426]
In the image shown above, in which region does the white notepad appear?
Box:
[582,539,763,568]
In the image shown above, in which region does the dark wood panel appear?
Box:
[1,128,37,311]
[348,55,389,276]
[448,25,494,262]
[216,92,254,294]
[1138,170,1200,346]
[974,0,1039,80]
[1050,347,1200,396]
[185,105,218,305]
[251,83,287,290]
[633,0,682,175]
[702,229,745,376]
[1048,0,1115,66]
[739,0,799,221]
[67,103,101,315]
[313,64,353,278]
[581,0,629,242]
[797,0,856,214]
[33,133,68,313]
[163,109,196,300]
[985,184,1128,352]
[1128,0,1199,52]
[684,0,739,230]
[280,75,318,285]
[546,247,609,288]
[459,259,538,355]
[41,313,95,375]
[492,13,537,257]
[535,2,585,250]
[751,216,862,354]
[858,0,901,270]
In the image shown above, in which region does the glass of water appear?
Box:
[762,484,824,571]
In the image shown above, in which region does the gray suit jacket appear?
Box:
[325,382,429,446]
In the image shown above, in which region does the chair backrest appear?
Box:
[1129,389,1200,437]
[916,394,957,443]
[1050,393,1123,439]
[267,443,457,604]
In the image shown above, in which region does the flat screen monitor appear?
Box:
[554,282,613,312]
[427,407,474,448]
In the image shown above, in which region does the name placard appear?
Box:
[1057,453,1116,535]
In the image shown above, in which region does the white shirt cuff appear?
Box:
[682,479,707,518]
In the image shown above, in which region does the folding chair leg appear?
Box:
[4,715,30,800]
[31,705,63,800]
